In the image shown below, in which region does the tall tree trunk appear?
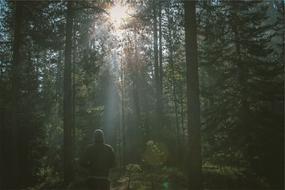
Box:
[167,11,180,150]
[63,0,73,185]
[134,27,141,130]
[153,0,162,129]
[72,20,76,158]
[9,1,24,188]
[231,2,250,139]
[120,60,125,167]
[158,0,163,100]
[184,1,202,190]
[282,0,285,89]
[153,0,159,89]
[180,89,185,145]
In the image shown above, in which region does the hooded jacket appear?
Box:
[80,129,115,177]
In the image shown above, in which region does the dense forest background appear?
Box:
[0,0,284,190]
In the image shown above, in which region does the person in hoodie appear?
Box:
[80,129,115,190]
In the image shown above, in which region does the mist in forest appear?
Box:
[0,0,284,190]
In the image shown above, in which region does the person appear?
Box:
[80,129,115,190]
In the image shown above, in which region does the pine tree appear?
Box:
[184,1,202,189]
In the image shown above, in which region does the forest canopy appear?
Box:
[0,0,284,190]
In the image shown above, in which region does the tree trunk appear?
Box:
[120,59,125,167]
[167,10,180,150]
[180,92,185,145]
[184,1,202,190]
[158,0,163,100]
[9,1,24,188]
[153,0,162,129]
[153,0,159,90]
[231,2,250,140]
[63,0,74,185]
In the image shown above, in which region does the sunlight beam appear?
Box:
[109,3,129,29]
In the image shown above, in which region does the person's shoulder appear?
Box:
[104,144,114,151]
[86,144,95,150]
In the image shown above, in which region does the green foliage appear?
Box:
[203,162,270,189]
[142,140,168,166]
[126,163,142,174]
[114,163,187,190]
[0,0,283,189]
[198,1,284,188]
[25,167,64,190]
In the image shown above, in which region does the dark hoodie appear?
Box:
[80,129,115,177]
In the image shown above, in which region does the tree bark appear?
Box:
[72,19,76,159]
[158,0,163,99]
[184,1,202,189]
[167,10,180,150]
[153,0,162,129]
[63,0,74,185]
[9,1,24,188]
[231,2,250,140]
[120,59,126,167]
[153,0,159,89]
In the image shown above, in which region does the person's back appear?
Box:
[80,129,115,190]
[82,143,115,177]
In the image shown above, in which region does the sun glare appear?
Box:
[109,3,129,28]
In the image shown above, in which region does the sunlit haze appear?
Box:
[109,3,130,29]
[1,1,282,190]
